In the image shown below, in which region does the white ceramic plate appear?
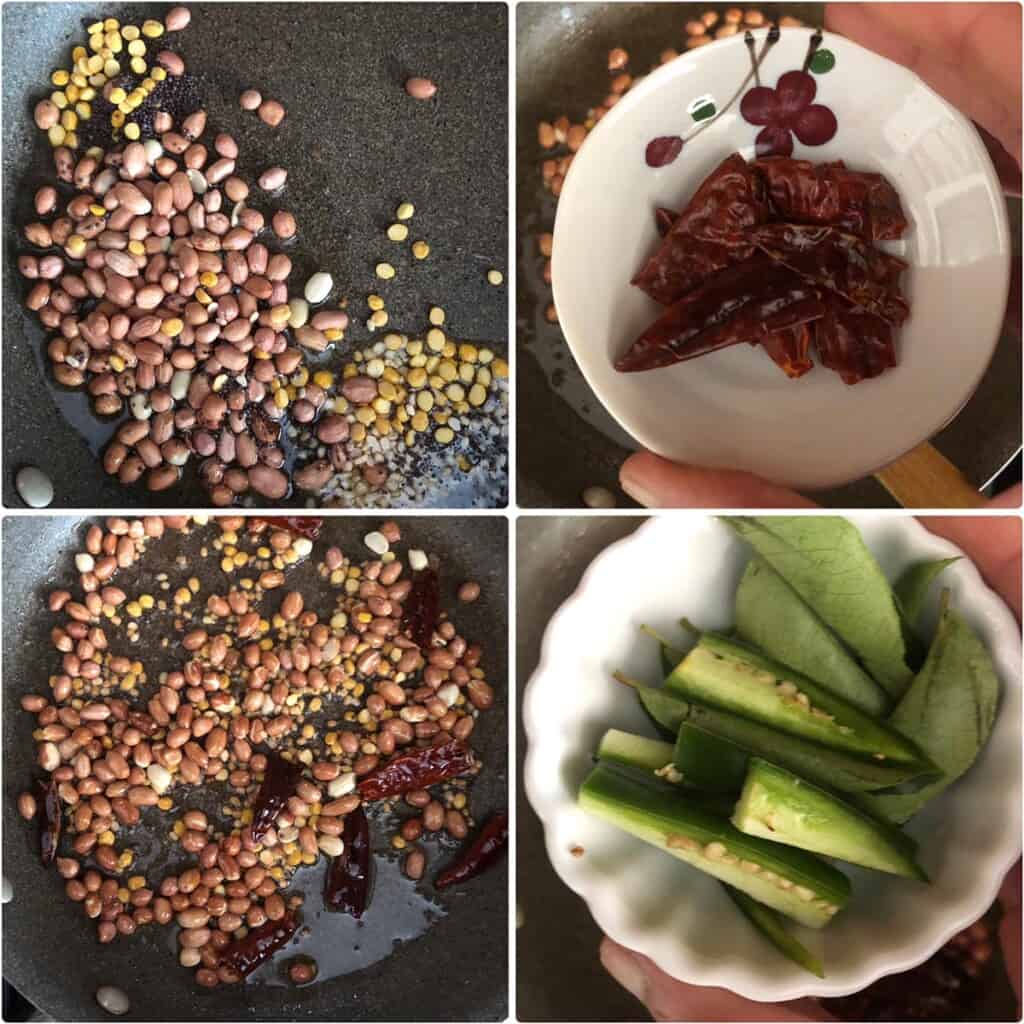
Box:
[523,515,1021,1000]
[551,29,1011,490]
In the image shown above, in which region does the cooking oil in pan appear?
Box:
[250,854,444,986]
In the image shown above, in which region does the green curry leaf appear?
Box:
[735,559,890,716]
[722,517,913,699]
[861,595,1000,824]
[894,558,959,630]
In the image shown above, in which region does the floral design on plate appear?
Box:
[740,30,838,156]
[643,27,837,168]
[740,70,837,156]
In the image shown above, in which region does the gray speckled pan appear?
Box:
[2,515,508,1021]
[515,2,1022,508]
[2,2,508,508]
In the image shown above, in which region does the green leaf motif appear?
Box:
[735,559,890,716]
[722,517,914,699]
[687,94,717,122]
[809,48,836,74]
[861,598,1000,824]
[894,558,959,629]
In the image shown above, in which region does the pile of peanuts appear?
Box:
[20,90,321,501]
[18,515,496,988]
[21,6,509,507]
[532,7,805,325]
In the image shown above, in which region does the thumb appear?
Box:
[620,451,817,509]
[600,937,830,1022]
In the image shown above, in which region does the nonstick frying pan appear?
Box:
[2,2,509,509]
[515,2,1022,509]
[2,515,508,1021]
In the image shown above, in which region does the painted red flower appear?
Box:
[740,69,837,157]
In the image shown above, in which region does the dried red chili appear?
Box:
[248,517,324,540]
[357,739,476,800]
[248,753,303,844]
[128,710,159,736]
[617,258,825,372]
[632,153,769,305]
[654,207,678,238]
[218,911,298,976]
[759,324,814,379]
[402,568,440,650]
[750,223,909,325]
[39,779,61,865]
[814,297,897,385]
[324,805,374,918]
[435,812,508,890]
[753,157,908,241]
[626,152,910,385]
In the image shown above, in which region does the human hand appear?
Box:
[600,508,1021,1019]
[619,451,1022,518]
[824,2,1021,189]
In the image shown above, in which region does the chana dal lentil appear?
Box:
[18,515,500,988]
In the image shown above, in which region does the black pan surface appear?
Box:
[2,514,508,1021]
[3,3,508,508]
[516,2,1022,509]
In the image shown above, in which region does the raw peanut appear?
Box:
[258,99,286,127]
[405,77,437,100]
[258,167,287,191]
[404,848,425,879]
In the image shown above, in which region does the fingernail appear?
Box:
[600,940,650,1004]
[619,456,659,508]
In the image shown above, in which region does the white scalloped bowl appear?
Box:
[523,515,1021,1000]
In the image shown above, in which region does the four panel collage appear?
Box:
[1,2,1020,1022]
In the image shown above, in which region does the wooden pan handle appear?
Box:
[874,442,986,508]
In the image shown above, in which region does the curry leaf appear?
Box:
[735,559,890,716]
[860,595,1000,824]
[894,558,959,630]
[722,517,913,699]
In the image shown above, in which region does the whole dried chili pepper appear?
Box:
[435,812,508,890]
[39,779,61,865]
[358,739,476,801]
[750,223,909,325]
[632,153,769,305]
[219,911,298,976]
[753,157,908,241]
[617,258,825,372]
[402,568,440,650]
[650,206,817,382]
[249,516,324,540]
[324,805,374,918]
[249,753,303,844]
